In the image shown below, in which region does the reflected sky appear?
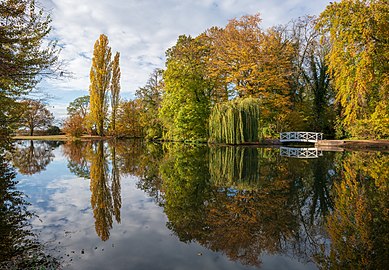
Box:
[13,142,318,270]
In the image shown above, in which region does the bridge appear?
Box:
[280,132,323,143]
[280,147,323,159]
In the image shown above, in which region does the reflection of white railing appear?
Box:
[280,132,323,143]
[280,147,323,159]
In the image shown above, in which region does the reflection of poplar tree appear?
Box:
[90,141,113,241]
[110,143,121,223]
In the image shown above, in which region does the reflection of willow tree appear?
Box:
[12,140,55,175]
[209,146,259,188]
[208,147,298,266]
[0,150,59,268]
[160,144,301,267]
[319,152,389,269]
[62,141,91,179]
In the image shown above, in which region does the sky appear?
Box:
[38,0,332,121]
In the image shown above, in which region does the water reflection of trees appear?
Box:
[0,149,59,268]
[62,140,91,179]
[12,140,57,175]
[115,140,164,202]
[319,152,389,269]
[161,145,312,266]
[63,140,123,241]
[61,140,389,268]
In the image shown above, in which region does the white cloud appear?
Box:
[39,0,331,118]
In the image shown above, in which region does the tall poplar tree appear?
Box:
[110,52,121,134]
[89,34,112,136]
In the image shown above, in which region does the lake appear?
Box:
[1,140,388,269]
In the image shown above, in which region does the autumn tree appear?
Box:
[159,34,214,141]
[63,114,85,137]
[286,16,335,135]
[206,14,294,135]
[317,0,389,138]
[135,69,164,140]
[19,99,54,135]
[89,34,112,136]
[63,95,90,137]
[110,52,121,135]
[115,100,143,137]
[0,0,59,138]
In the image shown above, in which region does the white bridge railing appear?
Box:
[280,132,323,143]
[280,147,323,159]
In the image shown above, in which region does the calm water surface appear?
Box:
[1,140,388,269]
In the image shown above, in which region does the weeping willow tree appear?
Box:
[209,97,260,144]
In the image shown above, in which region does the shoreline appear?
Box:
[11,136,389,151]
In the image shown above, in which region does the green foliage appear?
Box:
[209,146,259,189]
[159,144,210,242]
[67,95,90,118]
[0,0,59,94]
[135,69,164,140]
[209,97,260,144]
[349,101,389,139]
[159,35,212,142]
